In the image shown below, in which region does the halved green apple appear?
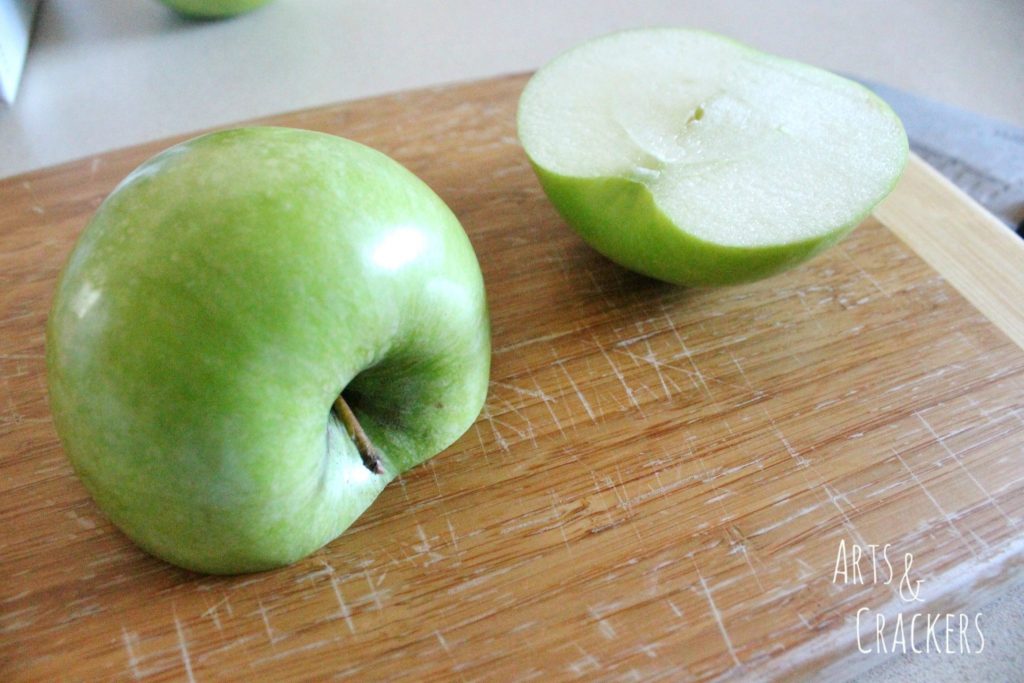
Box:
[518,28,908,286]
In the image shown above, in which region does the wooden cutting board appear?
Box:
[2,74,1023,682]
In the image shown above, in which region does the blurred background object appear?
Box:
[0,0,39,105]
[156,0,274,20]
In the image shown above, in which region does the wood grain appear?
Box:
[2,74,1023,682]
[875,156,1024,348]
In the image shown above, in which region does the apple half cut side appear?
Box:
[517,28,909,286]
[46,127,491,574]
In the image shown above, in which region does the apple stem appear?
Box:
[333,395,385,475]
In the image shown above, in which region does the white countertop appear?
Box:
[1,0,1022,180]
[3,1,1023,680]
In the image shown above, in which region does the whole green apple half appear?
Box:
[46,127,490,574]
[157,0,273,19]
[517,29,908,286]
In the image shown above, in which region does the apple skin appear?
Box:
[157,0,273,19]
[529,166,863,286]
[46,127,490,574]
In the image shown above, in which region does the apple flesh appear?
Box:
[517,29,908,286]
[46,127,490,574]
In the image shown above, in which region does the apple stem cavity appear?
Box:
[333,394,386,475]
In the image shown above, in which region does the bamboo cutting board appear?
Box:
[2,75,1023,682]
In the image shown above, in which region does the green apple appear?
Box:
[157,0,273,19]
[517,28,908,286]
[46,127,490,574]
